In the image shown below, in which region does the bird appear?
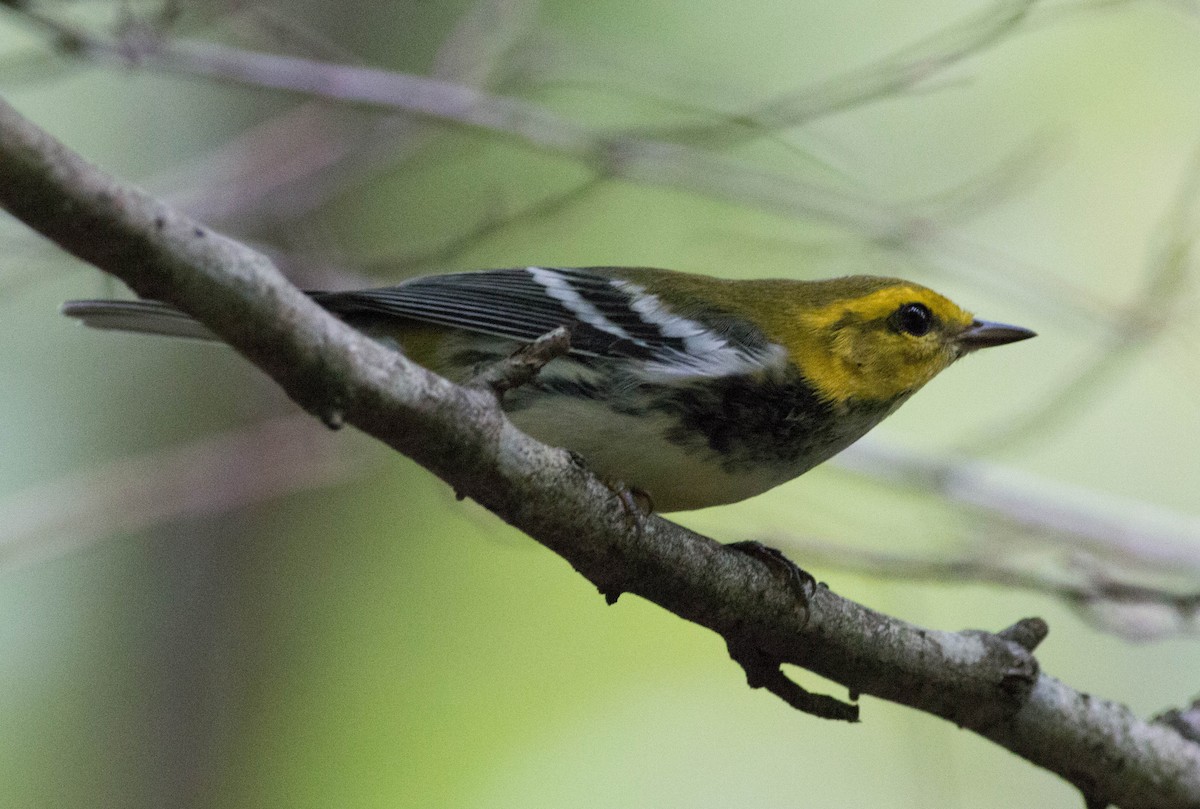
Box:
[62,265,1034,512]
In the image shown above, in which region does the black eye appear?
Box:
[891,302,933,337]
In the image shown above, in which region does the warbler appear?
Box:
[63,266,1034,512]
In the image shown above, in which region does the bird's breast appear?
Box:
[504,364,901,510]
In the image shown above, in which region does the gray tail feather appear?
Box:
[60,299,219,341]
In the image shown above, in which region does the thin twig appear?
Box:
[468,325,572,394]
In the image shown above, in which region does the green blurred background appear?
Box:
[1,1,1199,807]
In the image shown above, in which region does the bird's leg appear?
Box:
[726,541,816,624]
[615,485,655,518]
[596,474,654,605]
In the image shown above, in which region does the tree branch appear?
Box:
[1,97,1197,808]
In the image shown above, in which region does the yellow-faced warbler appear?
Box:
[63,266,1034,512]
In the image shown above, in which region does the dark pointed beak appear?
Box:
[956,319,1036,352]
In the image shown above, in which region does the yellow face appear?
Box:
[772,281,978,405]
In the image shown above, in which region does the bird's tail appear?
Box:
[60,299,219,341]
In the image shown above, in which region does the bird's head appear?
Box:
[754,276,1035,406]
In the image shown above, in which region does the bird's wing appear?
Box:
[311,266,783,379]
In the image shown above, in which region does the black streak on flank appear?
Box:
[655,371,896,473]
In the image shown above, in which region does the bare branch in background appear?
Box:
[957,140,1200,453]
[836,440,1200,573]
[640,0,1038,146]
[0,415,363,570]
[0,2,1019,245]
[770,534,1200,640]
[154,0,539,231]
[825,439,1200,638]
[363,178,602,275]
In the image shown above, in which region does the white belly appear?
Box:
[507,396,792,512]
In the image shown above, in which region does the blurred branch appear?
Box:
[524,0,1035,146]
[155,0,539,230]
[816,437,1200,639]
[836,440,1200,573]
[1028,0,1200,29]
[771,535,1200,639]
[1,96,1198,809]
[365,178,602,275]
[0,3,968,243]
[0,415,361,569]
[642,0,1038,146]
[155,102,378,225]
[808,437,1200,639]
[957,140,1200,453]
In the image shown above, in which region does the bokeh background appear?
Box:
[1,1,1199,807]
